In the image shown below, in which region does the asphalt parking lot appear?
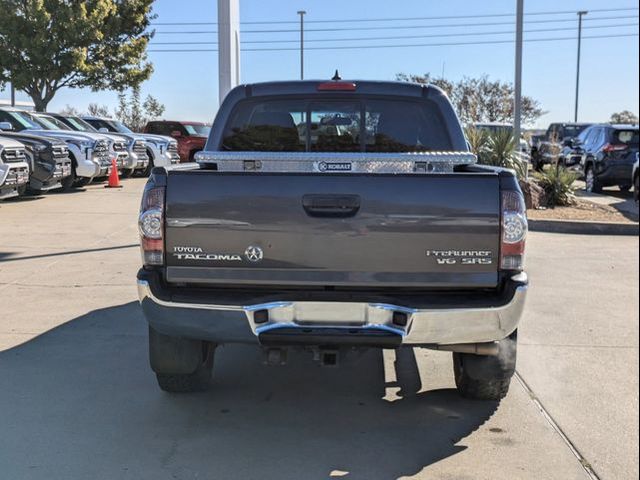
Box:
[0,179,638,480]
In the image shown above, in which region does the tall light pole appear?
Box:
[574,11,588,122]
[297,10,306,80]
[217,0,240,105]
[513,0,524,166]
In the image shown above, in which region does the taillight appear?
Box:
[139,183,165,266]
[317,82,357,91]
[602,143,628,153]
[501,190,527,271]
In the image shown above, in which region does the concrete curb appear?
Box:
[528,218,639,236]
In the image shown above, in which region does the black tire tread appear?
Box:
[156,368,212,393]
[453,331,517,401]
[454,366,511,401]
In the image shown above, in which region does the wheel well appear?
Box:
[146,148,155,166]
[67,151,78,169]
[189,149,201,161]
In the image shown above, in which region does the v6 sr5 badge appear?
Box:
[426,250,493,265]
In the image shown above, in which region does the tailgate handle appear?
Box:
[302,194,361,218]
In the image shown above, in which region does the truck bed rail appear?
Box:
[194,151,476,174]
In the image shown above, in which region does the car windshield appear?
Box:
[110,120,133,134]
[37,115,71,130]
[222,97,452,152]
[564,125,590,138]
[66,116,98,132]
[21,113,60,130]
[184,124,211,136]
[6,111,40,129]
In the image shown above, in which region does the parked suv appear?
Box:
[530,122,591,171]
[82,117,180,175]
[49,113,148,177]
[144,121,210,162]
[0,108,109,186]
[572,124,640,193]
[0,134,29,200]
[0,131,72,193]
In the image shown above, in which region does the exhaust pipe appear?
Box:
[425,342,500,356]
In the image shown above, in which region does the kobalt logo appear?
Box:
[317,161,352,172]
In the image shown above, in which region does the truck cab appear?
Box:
[144,121,210,162]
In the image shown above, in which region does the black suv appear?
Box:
[571,124,639,193]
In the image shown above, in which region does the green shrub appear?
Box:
[534,166,578,207]
[465,127,527,180]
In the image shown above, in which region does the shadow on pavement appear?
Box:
[0,243,138,263]
[0,302,498,480]
[576,185,639,222]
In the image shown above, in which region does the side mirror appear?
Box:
[171,130,182,138]
[0,121,14,131]
[98,127,109,133]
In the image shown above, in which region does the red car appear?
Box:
[144,121,211,162]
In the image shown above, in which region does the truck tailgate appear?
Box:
[164,171,501,289]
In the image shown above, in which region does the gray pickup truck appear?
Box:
[137,79,529,400]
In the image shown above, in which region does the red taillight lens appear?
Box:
[139,185,165,266]
[602,143,628,153]
[501,191,527,271]
[317,82,357,91]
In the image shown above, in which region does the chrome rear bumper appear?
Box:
[137,273,527,347]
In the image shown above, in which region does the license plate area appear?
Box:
[244,301,411,338]
[287,302,366,327]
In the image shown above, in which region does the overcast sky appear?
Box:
[1,0,638,127]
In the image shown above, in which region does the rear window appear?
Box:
[221,97,452,152]
[614,129,639,146]
[184,124,211,136]
[562,125,590,138]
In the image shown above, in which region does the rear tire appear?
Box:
[585,165,602,193]
[61,169,77,192]
[533,157,544,172]
[453,331,517,401]
[149,326,216,393]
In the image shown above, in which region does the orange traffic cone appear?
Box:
[105,157,122,188]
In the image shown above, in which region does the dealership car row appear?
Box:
[0,109,211,200]
[1,109,638,201]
